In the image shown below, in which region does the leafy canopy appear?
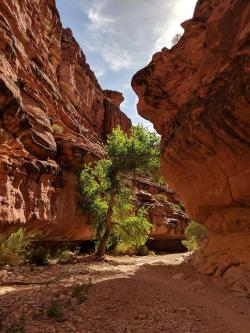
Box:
[108,188,153,252]
[102,125,161,188]
[80,125,160,251]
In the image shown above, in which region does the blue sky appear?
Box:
[56,0,197,130]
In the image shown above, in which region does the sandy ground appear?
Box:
[0,253,249,332]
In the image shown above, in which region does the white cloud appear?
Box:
[153,0,197,51]
[87,1,115,31]
[57,0,198,129]
[122,83,131,90]
[95,69,105,78]
[102,44,132,71]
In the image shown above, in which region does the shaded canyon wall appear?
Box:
[132,0,250,290]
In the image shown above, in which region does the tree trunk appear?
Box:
[96,191,116,259]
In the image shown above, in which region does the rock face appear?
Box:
[134,177,189,252]
[0,0,131,240]
[132,0,250,289]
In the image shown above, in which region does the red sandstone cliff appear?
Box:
[132,0,250,291]
[0,0,131,240]
[134,177,189,252]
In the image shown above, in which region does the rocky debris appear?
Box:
[0,0,131,240]
[172,272,185,280]
[0,254,249,332]
[132,0,250,288]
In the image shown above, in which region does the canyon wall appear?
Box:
[134,177,189,252]
[132,0,250,292]
[0,0,131,240]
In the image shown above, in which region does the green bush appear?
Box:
[28,246,48,266]
[182,221,208,251]
[155,193,168,202]
[58,249,73,260]
[55,249,77,264]
[110,191,153,255]
[0,228,31,265]
[114,207,152,250]
[114,243,134,255]
[52,124,63,134]
[71,280,92,304]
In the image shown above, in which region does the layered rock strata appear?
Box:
[0,0,131,240]
[132,0,250,291]
[134,177,189,251]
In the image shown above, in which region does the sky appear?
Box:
[56,0,197,130]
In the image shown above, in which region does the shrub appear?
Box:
[173,203,186,212]
[46,300,65,321]
[52,124,63,134]
[28,246,48,266]
[136,245,149,256]
[59,249,73,260]
[0,228,31,265]
[171,33,182,46]
[5,322,25,333]
[114,243,134,256]
[182,221,208,251]
[56,249,75,264]
[72,279,92,304]
[155,193,168,202]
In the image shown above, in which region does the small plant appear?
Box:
[0,228,31,265]
[52,124,63,134]
[171,32,182,46]
[179,202,186,212]
[46,300,65,322]
[155,193,168,202]
[5,322,25,333]
[59,249,73,260]
[182,221,208,251]
[28,246,48,266]
[136,245,149,256]
[56,249,74,263]
[173,203,186,212]
[72,279,92,304]
[114,243,134,256]
[31,309,43,321]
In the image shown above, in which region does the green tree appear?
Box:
[109,188,153,253]
[80,125,160,258]
[182,221,208,251]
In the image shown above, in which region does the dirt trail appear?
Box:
[0,253,249,332]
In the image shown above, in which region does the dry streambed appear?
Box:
[0,253,249,333]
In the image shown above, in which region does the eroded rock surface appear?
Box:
[134,177,189,251]
[132,0,250,290]
[0,0,131,240]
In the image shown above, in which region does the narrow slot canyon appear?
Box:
[0,0,249,332]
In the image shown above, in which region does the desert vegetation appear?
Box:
[80,125,161,258]
[0,228,31,265]
[171,32,182,46]
[182,221,208,251]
